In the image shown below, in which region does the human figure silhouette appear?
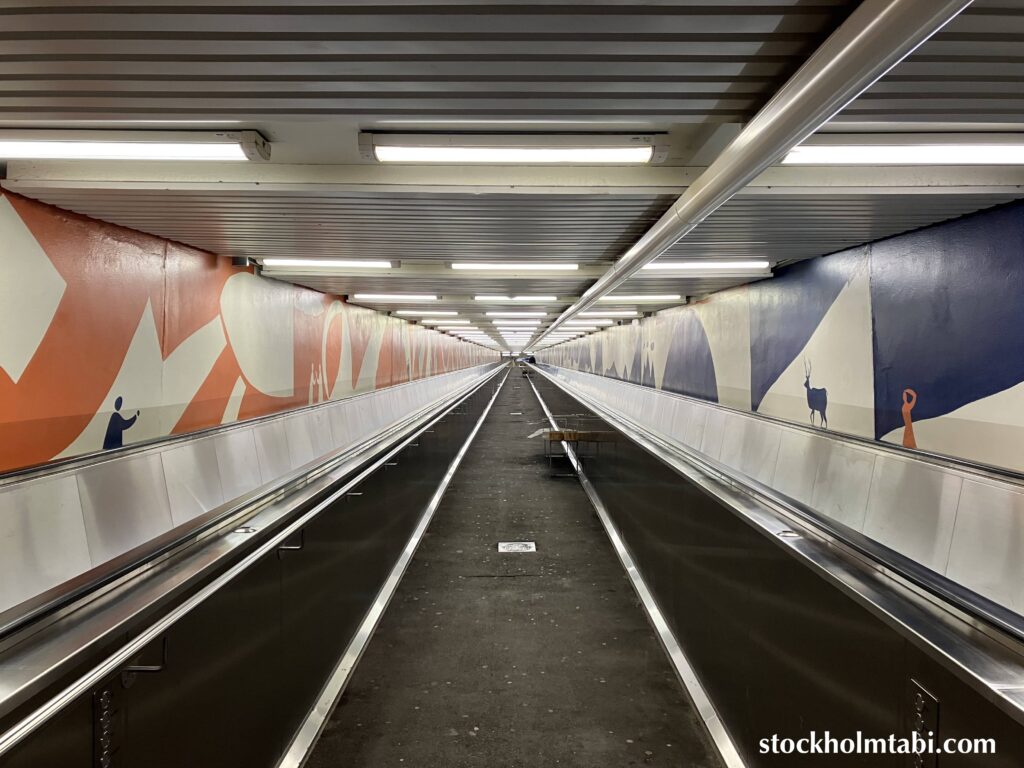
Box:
[901,388,918,449]
[103,396,140,450]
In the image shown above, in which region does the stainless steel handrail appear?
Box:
[528,363,1024,726]
[0,364,507,755]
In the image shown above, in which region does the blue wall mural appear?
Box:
[748,248,861,412]
[870,203,1024,441]
[660,309,718,402]
[537,199,1024,474]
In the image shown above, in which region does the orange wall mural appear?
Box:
[0,191,497,474]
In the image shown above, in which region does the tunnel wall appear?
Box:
[537,199,1024,475]
[0,191,497,474]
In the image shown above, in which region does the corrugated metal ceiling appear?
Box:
[0,1,1021,128]
[2,0,1023,348]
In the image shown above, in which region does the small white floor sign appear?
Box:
[497,541,537,553]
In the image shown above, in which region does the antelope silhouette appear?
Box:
[803,359,828,428]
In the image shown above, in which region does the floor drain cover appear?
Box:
[497,541,537,553]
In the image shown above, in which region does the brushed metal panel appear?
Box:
[684,405,709,451]
[0,475,92,614]
[328,403,354,451]
[76,453,174,566]
[309,409,334,458]
[667,400,693,446]
[772,428,827,507]
[862,456,963,574]
[945,479,1024,611]
[732,419,783,485]
[810,440,876,532]
[213,427,262,501]
[700,408,728,461]
[284,413,317,470]
[717,414,747,471]
[252,420,291,483]
[160,438,226,527]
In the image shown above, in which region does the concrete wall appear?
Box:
[0,191,497,474]
[538,200,1024,475]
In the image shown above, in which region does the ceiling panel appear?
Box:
[0,1,853,124]
[25,189,676,262]
[839,0,1024,127]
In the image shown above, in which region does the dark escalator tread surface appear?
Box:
[305,374,722,768]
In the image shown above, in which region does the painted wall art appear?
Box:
[538,199,1024,474]
[0,192,496,474]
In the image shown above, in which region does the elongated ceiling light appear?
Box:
[486,312,547,318]
[395,310,456,316]
[599,294,681,302]
[475,295,559,301]
[362,133,664,165]
[454,263,577,271]
[263,258,391,269]
[354,294,437,302]
[579,311,637,318]
[0,129,270,161]
[421,318,469,324]
[641,260,769,271]
[784,137,1024,165]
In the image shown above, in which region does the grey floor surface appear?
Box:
[305,371,722,768]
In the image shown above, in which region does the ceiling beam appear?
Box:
[5,160,1023,198]
[529,0,975,350]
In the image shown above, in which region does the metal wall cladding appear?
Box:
[0,364,498,618]
[0,475,92,613]
[542,364,1024,622]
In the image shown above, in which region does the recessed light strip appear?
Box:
[354,294,437,302]
[263,258,392,269]
[784,143,1024,165]
[0,129,270,161]
[599,294,681,302]
[641,260,769,271]
[455,263,577,271]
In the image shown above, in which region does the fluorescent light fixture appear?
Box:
[440,326,477,331]
[599,294,681,302]
[565,319,612,326]
[559,325,599,331]
[475,294,560,301]
[454,263,578,271]
[363,133,662,165]
[354,294,437,302]
[784,143,1024,165]
[262,258,392,269]
[421,318,469,324]
[395,310,457,316]
[641,260,769,271]
[486,312,548,318]
[579,311,638,318]
[491,320,541,326]
[0,129,270,161]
